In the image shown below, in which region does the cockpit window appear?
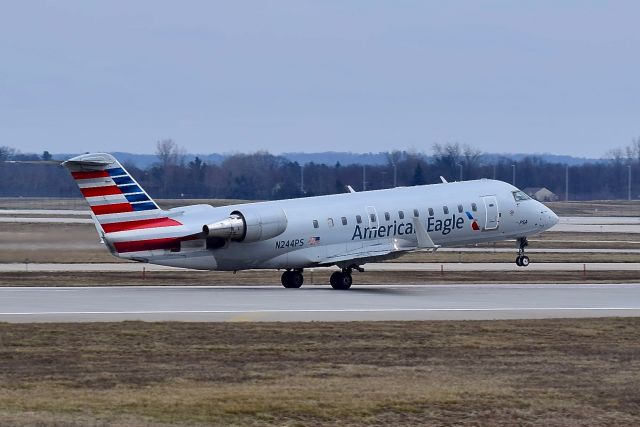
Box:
[513,191,531,202]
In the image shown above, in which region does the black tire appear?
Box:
[330,271,342,288]
[516,256,522,266]
[289,271,304,288]
[281,271,293,288]
[331,272,352,290]
[521,256,530,267]
[282,271,303,288]
[341,274,352,289]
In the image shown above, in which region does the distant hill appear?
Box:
[53,152,226,168]
[50,151,603,168]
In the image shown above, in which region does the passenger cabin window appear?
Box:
[443,206,449,215]
[356,215,362,224]
[384,212,390,221]
[428,208,434,216]
[471,203,478,212]
[370,213,377,222]
[327,218,334,227]
[341,216,348,226]
[398,211,404,219]
[313,220,319,228]
[413,209,419,217]
[513,191,531,202]
[458,204,463,213]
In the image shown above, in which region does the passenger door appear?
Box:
[482,195,499,230]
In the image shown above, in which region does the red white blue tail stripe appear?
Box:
[72,167,159,216]
[63,153,192,255]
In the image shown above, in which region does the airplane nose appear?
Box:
[547,210,559,227]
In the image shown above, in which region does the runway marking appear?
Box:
[1,307,639,316]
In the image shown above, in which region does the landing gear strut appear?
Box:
[516,237,530,267]
[281,269,304,288]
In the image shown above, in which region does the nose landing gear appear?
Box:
[516,237,530,267]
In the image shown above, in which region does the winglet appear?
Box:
[440,176,448,184]
[346,185,357,193]
[412,217,439,251]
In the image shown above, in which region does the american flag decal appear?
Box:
[308,236,320,246]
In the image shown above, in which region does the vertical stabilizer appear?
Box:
[62,153,171,240]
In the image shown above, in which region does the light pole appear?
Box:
[628,165,632,201]
[458,163,463,181]
[511,164,516,186]
[565,164,569,201]
[362,165,367,191]
[392,163,397,187]
[300,164,304,194]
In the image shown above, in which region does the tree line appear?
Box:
[1,139,639,200]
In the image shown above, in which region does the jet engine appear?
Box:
[202,207,288,243]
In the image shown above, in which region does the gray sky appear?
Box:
[1,1,638,157]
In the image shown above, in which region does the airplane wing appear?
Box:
[322,242,399,265]
[320,229,439,266]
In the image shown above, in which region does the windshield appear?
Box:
[512,191,531,202]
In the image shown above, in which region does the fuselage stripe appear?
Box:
[102,217,182,233]
[114,235,196,253]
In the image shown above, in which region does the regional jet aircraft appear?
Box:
[63,153,559,289]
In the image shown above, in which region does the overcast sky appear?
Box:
[1,1,638,157]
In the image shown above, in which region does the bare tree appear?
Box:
[0,146,15,161]
[156,139,185,168]
[155,139,186,196]
[432,143,483,180]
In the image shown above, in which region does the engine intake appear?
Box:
[202,207,288,243]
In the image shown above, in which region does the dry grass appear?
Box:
[2,269,640,287]
[0,319,639,426]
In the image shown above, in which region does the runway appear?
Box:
[1,283,639,322]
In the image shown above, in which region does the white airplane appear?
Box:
[63,153,559,289]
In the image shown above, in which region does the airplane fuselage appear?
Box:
[127,179,557,271]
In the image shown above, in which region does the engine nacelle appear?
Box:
[202,207,288,243]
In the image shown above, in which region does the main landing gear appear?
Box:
[330,270,352,290]
[281,269,304,288]
[330,265,363,290]
[280,265,363,289]
[516,237,530,267]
